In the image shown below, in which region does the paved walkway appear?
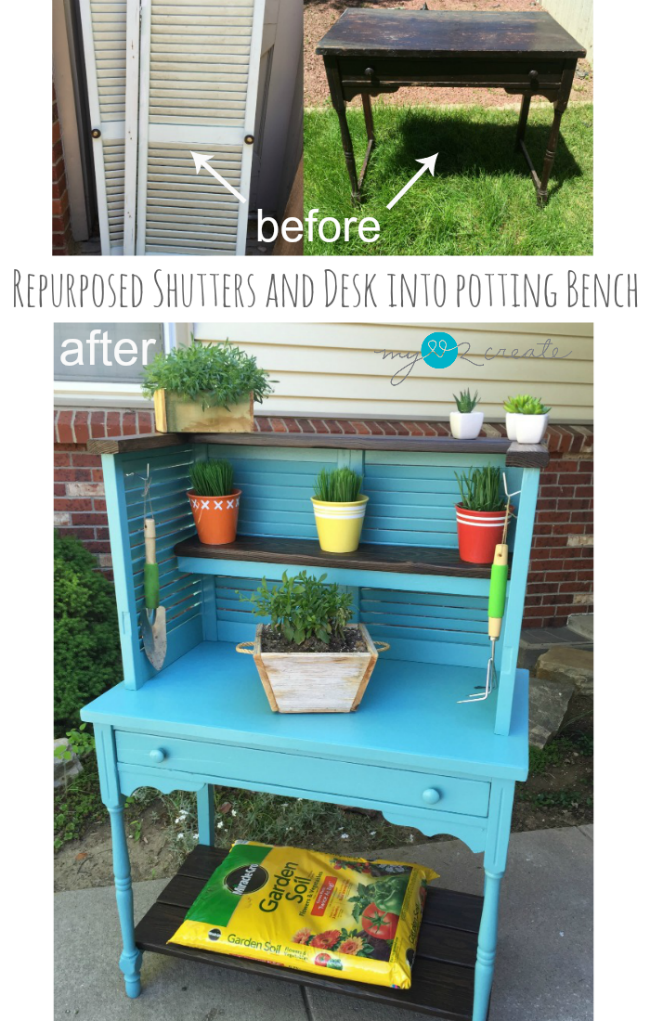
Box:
[54,825,592,1021]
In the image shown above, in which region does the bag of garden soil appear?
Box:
[168,841,438,989]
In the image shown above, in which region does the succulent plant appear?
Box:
[453,388,480,413]
[503,394,551,415]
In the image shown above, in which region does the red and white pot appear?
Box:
[455,504,510,564]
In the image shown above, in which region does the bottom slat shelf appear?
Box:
[135,846,482,1020]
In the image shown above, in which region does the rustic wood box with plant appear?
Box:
[141,340,275,433]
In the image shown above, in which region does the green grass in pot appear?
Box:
[455,466,505,511]
[189,459,235,497]
[314,467,363,503]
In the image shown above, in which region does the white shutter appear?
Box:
[133,0,265,255]
[78,0,128,255]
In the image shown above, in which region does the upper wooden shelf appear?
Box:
[88,432,549,468]
[174,535,510,580]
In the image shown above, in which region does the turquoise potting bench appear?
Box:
[81,431,548,1021]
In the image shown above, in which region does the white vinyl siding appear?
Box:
[192,323,594,422]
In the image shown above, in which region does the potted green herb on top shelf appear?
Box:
[311,467,368,553]
[450,388,483,440]
[455,466,510,564]
[503,395,551,444]
[235,571,389,713]
[187,459,241,545]
[141,341,275,433]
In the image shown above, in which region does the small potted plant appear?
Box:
[503,395,551,444]
[450,388,483,439]
[236,571,389,713]
[455,466,510,564]
[187,459,241,545]
[311,468,368,553]
[141,340,275,433]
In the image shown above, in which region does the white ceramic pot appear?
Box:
[449,411,484,439]
[515,414,548,443]
[505,412,523,440]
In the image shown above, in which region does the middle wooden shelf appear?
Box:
[173,534,510,582]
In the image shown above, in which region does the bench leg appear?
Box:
[473,869,503,1021]
[197,783,215,846]
[107,802,143,998]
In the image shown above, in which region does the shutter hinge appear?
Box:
[120,611,133,639]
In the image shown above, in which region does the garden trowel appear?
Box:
[139,517,167,670]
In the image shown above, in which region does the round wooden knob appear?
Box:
[149,748,166,763]
[528,70,539,85]
[422,787,441,805]
[364,67,375,78]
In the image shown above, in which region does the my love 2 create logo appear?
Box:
[420,332,458,369]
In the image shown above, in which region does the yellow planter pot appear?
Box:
[311,495,369,552]
[153,389,254,433]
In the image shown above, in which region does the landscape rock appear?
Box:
[567,613,594,642]
[529,676,576,749]
[535,646,594,696]
[54,738,84,789]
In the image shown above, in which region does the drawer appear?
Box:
[338,56,564,90]
[115,730,490,818]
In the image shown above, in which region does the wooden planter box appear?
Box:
[238,623,386,713]
[153,390,254,433]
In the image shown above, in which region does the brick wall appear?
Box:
[54,409,593,627]
[52,81,73,256]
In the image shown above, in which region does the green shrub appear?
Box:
[54,533,122,735]
[141,340,275,409]
[189,459,234,496]
[246,571,353,646]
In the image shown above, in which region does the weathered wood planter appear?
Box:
[154,390,254,433]
[236,623,388,713]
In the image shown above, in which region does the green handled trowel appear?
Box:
[139,517,167,670]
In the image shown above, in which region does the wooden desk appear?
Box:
[82,433,547,1021]
[316,10,586,206]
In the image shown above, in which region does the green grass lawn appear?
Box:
[304,103,593,256]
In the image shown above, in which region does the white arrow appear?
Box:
[190,151,246,204]
[386,153,439,210]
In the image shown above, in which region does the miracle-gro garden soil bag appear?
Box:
[169,841,439,988]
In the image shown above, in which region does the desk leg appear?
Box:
[537,101,567,207]
[324,59,360,203]
[515,93,531,147]
[197,783,215,846]
[95,725,142,998]
[473,780,515,1021]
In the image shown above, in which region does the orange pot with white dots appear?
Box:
[188,489,242,545]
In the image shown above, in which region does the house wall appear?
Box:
[193,323,593,422]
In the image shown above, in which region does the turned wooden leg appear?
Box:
[107,803,143,998]
[324,57,361,204]
[362,92,375,143]
[473,869,503,1021]
[538,101,566,206]
[515,93,531,147]
[197,783,215,846]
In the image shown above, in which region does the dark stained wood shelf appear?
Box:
[89,431,548,468]
[174,534,510,580]
[135,845,482,1020]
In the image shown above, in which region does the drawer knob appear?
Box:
[364,67,375,78]
[528,70,539,85]
[149,748,166,763]
[422,787,441,805]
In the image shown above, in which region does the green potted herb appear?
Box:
[187,459,240,545]
[236,571,389,713]
[311,467,368,553]
[141,340,275,433]
[503,394,551,444]
[455,466,510,563]
[450,388,483,439]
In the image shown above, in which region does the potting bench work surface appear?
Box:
[81,432,547,1021]
[316,10,586,205]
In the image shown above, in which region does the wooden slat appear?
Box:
[87,434,186,454]
[173,534,511,580]
[134,845,481,1020]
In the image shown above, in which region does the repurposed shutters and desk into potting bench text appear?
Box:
[81,432,549,1021]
